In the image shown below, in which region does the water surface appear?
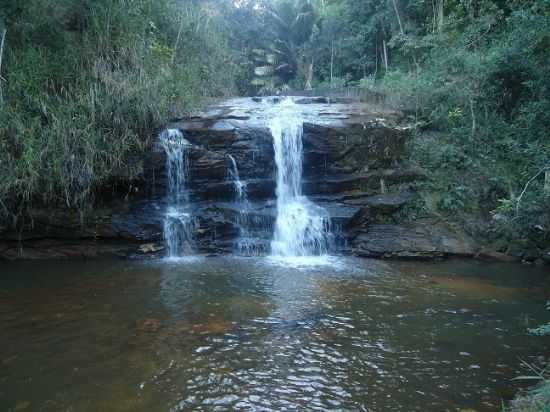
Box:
[1,257,549,411]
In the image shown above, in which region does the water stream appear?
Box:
[269,99,331,258]
[227,154,260,256]
[160,129,195,258]
[1,257,548,411]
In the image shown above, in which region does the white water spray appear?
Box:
[269,99,331,257]
[228,154,245,201]
[160,129,195,258]
[227,154,262,256]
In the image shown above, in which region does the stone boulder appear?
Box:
[351,221,477,259]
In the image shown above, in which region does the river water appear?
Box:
[0,257,549,411]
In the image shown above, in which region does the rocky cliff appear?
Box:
[0,97,478,260]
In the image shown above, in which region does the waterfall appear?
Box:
[160,129,195,258]
[269,99,331,257]
[227,154,260,256]
[228,154,245,202]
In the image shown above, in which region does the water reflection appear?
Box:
[0,258,548,411]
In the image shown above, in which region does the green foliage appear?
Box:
[1,0,548,250]
[505,359,550,412]
[251,0,321,91]
[358,75,376,89]
[364,0,550,246]
[315,75,349,89]
[0,0,241,220]
[528,302,550,337]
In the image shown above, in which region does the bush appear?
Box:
[376,2,550,246]
[505,307,550,412]
[0,0,240,222]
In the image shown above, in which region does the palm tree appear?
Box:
[252,0,320,91]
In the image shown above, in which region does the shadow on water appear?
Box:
[0,257,549,411]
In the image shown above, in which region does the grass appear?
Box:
[505,361,550,412]
[0,0,240,224]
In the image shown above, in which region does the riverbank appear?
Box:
[507,381,550,412]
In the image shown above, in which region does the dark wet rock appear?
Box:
[294,96,329,104]
[346,191,475,258]
[522,248,541,262]
[346,205,372,232]
[0,239,140,260]
[351,220,477,259]
[476,248,521,263]
[345,191,416,228]
[0,96,482,260]
[165,126,275,181]
[506,244,526,260]
[363,191,416,212]
[294,96,360,105]
[302,121,410,174]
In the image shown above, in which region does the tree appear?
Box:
[252,0,321,91]
[0,18,6,105]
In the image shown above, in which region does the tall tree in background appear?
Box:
[252,0,320,91]
[0,17,6,105]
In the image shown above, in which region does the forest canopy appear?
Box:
[0,0,548,248]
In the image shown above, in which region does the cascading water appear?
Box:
[228,154,245,201]
[160,129,195,258]
[227,154,261,256]
[269,99,331,257]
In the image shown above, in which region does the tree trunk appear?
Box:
[305,60,313,90]
[172,18,185,65]
[437,0,444,32]
[0,29,6,105]
[375,45,378,77]
[545,171,550,195]
[391,0,405,36]
[516,165,550,216]
[432,0,444,32]
[330,40,334,87]
[432,0,437,33]
[469,96,476,139]
[383,40,388,71]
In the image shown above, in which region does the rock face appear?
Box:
[0,96,477,260]
[352,222,476,259]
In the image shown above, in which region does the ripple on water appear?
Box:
[1,257,549,412]
[263,254,347,270]
[162,255,204,264]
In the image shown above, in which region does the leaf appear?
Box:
[254,66,274,76]
[251,78,269,86]
[512,376,545,381]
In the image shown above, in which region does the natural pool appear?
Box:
[1,257,549,411]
